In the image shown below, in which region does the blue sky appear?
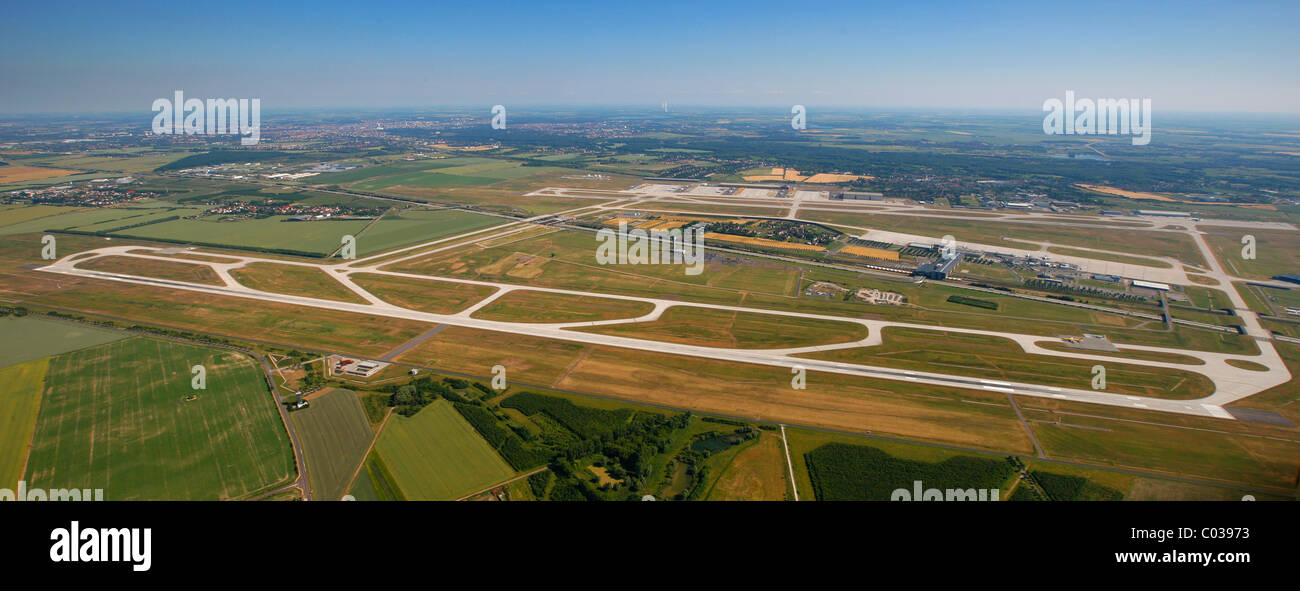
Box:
[2,0,1297,114]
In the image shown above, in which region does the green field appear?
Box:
[23,337,295,500]
[353,209,504,255]
[372,400,515,500]
[113,215,371,256]
[0,316,130,368]
[0,358,49,486]
[0,206,194,236]
[472,289,656,323]
[288,388,375,501]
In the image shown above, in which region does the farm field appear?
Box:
[230,262,368,303]
[0,165,81,184]
[288,388,375,501]
[471,289,655,323]
[112,215,370,256]
[76,254,224,285]
[574,305,869,349]
[0,205,191,236]
[0,204,85,228]
[352,208,504,255]
[0,315,130,368]
[372,400,515,500]
[0,358,49,486]
[23,337,294,500]
[797,327,1215,399]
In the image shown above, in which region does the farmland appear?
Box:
[372,400,515,500]
[113,216,370,256]
[0,315,129,368]
[0,358,49,486]
[23,337,294,500]
[288,388,375,501]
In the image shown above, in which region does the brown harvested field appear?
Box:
[803,173,873,183]
[0,165,81,183]
[705,432,789,501]
[75,255,224,285]
[230,262,368,304]
[573,306,869,349]
[350,272,496,314]
[471,289,654,323]
[26,277,429,358]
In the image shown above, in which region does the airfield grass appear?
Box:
[575,306,869,349]
[471,289,655,323]
[352,208,504,255]
[28,278,428,359]
[23,337,294,500]
[288,388,375,501]
[379,228,1253,354]
[1023,411,1300,491]
[393,325,1034,453]
[0,358,49,487]
[1045,246,1173,268]
[113,216,370,256]
[0,316,129,368]
[76,254,224,285]
[350,272,497,314]
[230,262,368,304]
[798,327,1214,399]
[1202,226,1300,280]
[1032,341,1205,365]
[798,210,1206,265]
[373,400,515,500]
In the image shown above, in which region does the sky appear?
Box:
[2,0,1298,114]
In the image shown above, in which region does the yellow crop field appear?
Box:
[1076,184,1176,202]
[0,166,81,183]
[840,245,899,260]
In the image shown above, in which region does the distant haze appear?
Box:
[2,0,1298,114]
